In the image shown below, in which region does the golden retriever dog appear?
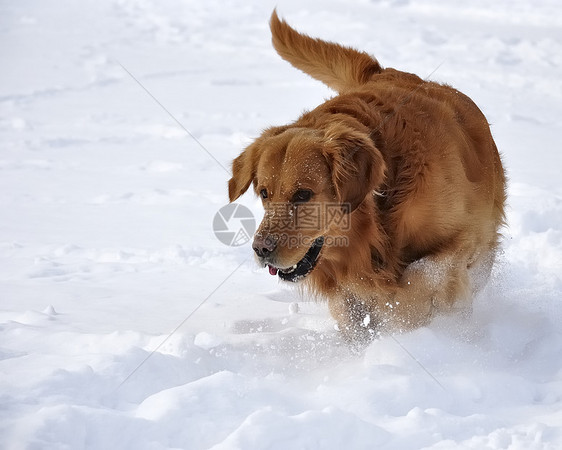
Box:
[229,11,506,343]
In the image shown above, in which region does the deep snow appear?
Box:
[1,0,562,449]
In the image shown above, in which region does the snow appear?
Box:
[1,0,562,448]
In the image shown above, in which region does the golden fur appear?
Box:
[229,11,506,342]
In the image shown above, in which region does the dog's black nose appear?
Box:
[253,234,278,258]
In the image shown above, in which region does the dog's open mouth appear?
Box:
[267,236,324,282]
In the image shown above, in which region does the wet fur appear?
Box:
[229,11,506,342]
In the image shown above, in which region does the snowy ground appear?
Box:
[2,0,562,448]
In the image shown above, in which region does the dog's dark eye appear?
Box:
[260,189,268,199]
[292,189,313,203]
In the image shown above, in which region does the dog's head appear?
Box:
[229,123,386,282]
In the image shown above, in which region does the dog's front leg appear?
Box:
[383,253,473,330]
[328,295,382,347]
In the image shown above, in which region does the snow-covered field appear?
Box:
[2,0,562,448]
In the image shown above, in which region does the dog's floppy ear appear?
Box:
[323,125,386,211]
[228,127,288,202]
[228,146,256,202]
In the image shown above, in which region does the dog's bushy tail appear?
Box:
[270,10,383,93]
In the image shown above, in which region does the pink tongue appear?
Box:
[268,265,278,276]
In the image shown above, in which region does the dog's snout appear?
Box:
[253,234,278,259]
